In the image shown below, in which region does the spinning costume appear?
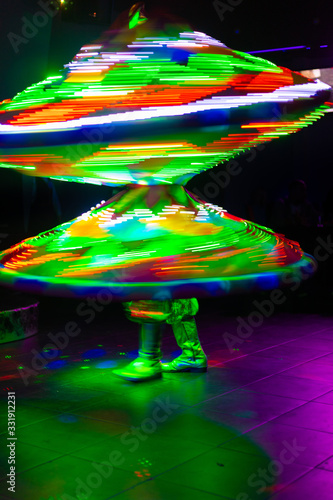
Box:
[0,4,331,380]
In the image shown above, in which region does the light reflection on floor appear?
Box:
[1,295,333,499]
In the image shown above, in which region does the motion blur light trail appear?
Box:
[0,185,317,299]
[0,3,330,298]
[0,21,330,186]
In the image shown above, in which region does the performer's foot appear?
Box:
[162,353,207,373]
[113,358,162,382]
[162,314,208,373]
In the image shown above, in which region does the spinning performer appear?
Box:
[0,3,331,382]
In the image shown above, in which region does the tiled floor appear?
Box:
[0,294,333,499]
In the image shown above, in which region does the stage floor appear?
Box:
[0,293,333,499]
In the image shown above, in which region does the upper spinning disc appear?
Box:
[0,4,331,186]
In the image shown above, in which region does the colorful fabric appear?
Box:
[124,297,198,324]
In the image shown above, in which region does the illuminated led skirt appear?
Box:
[0,99,330,187]
[0,27,331,187]
[0,185,316,300]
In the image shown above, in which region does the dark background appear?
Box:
[0,0,332,308]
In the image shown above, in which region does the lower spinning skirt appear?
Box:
[0,185,316,300]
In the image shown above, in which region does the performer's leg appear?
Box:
[113,300,168,382]
[162,299,207,373]
[113,322,163,382]
[113,298,207,381]
[162,316,207,372]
